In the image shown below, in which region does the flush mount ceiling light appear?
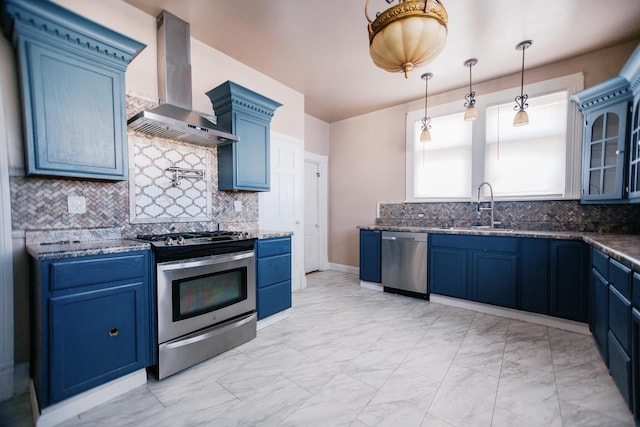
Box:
[420,72,433,142]
[365,0,448,78]
[463,58,478,121]
[513,40,533,127]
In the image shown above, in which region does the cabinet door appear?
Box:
[49,283,149,404]
[609,331,632,409]
[549,241,588,322]
[470,251,518,308]
[592,269,609,363]
[521,238,549,314]
[359,229,381,283]
[610,286,631,354]
[631,308,640,419]
[17,33,130,180]
[628,98,640,200]
[429,247,467,299]
[582,103,628,201]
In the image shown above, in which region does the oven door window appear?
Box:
[172,267,247,321]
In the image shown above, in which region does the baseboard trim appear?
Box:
[257,310,290,331]
[32,369,147,427]
[360,281,383,291]
[328,263,358,275]
[429,294,590,335]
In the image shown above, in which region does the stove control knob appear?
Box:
[176,236,186,245]
[164,237,174,246]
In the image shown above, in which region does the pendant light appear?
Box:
[365,0,448,78]
[463,58,478,121]
[420,73,433,142]
[513,40,532,126]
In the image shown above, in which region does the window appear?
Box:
[413,112,472,198]
[485,91,568,197]
[406,73,583,201]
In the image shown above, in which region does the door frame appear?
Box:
[0,71,14,401]
[304,152,329,271]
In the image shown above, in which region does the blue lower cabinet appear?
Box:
[359,229,381,283]
[50,283,148,403]
[256,237,292,320]
[428,246,467,299]
[31,251,151,408]
[549,241,588,322]
[592,268,610,363]
[470,251,518,308]
[632,308,640,420]
[609,331,633,409]
[521,238,549,314]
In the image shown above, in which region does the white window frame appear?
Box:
[405,73,584,202]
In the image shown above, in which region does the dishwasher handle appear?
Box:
[381,232,427,242]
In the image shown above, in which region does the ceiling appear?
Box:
[123,0,640,123]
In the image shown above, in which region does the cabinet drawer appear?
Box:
[633,273,640,308]
[609,285,631,353]
[50,252,146,292]
[257,281,292,320]
[429,233,517,252]
[609,258,632,300]
[257,254,291,288]
[592,248,609,279]
[49,283,147,403]
[608,331,632,409]
[256,237,291,258]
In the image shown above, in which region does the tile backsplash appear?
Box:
[9,95,259,237]
[377,200,640,234]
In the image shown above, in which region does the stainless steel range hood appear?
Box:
[127,10,238,145]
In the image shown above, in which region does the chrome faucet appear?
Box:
[476,182,496,228]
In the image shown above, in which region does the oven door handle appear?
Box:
[163,312,256,350]
[157,250,255,272]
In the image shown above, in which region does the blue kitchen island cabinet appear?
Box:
[256,236,292,320]
[359,229,381,283]
[31,251,151,408]
[4,0,145,180]
[206,81,282,191]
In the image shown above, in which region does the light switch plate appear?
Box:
[68,196,86,214]
[234,200,242,212]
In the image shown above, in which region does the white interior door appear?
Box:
[304,161,320,273]
[259,132,305,290]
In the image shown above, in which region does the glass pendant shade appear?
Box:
[513,109,529,126]
[420,128,432,142]
[464,106,478,121]
[366,0,448,78]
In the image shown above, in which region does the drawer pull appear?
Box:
[109,328,119,337]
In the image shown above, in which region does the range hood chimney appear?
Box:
[127,10,238,145]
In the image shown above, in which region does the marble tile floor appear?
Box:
[1,270,635,426]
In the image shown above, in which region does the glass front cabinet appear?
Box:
[571,43,640,204]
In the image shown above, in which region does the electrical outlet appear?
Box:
[68,196,86,214]
[234,200,243,212]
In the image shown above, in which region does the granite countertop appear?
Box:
[26,228,293,261]
[27,239,151,261]
[359,224,640,271]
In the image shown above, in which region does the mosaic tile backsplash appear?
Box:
[10,95,259,236]
[376,200,640,233]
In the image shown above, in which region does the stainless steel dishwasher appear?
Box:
[381,231,428,299]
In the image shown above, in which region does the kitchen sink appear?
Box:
[431,226,514,232]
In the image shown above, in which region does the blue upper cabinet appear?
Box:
[571,43,640,203]
[4,0,145,180]
[206,81,282,191]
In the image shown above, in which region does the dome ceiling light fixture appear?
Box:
[420,72,433,142]
[463,58,478,121]
[365,0,448,79]
[513,40,533,127]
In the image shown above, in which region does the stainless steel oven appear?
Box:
[138,231,257,379]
